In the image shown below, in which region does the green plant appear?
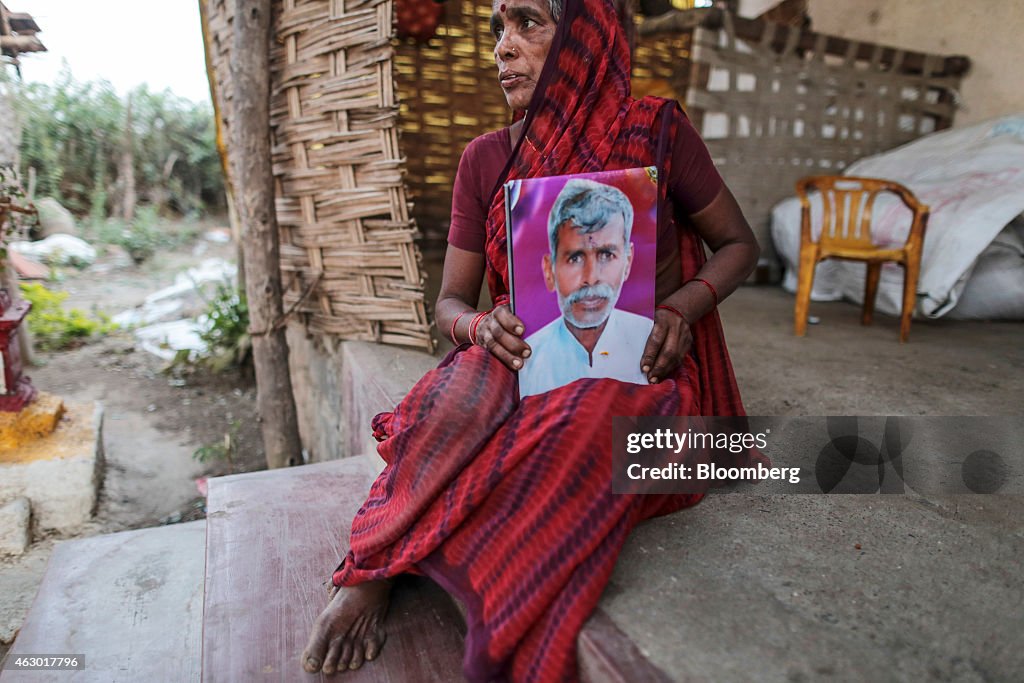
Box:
[87,206,201,262]
[192,420,240,468]
[19,282,118,350]
[120,204,161,263]
[197,282,251,372]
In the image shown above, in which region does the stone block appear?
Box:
[285,324,437,463]
[0,392,65,450]
[0,402,103,533]
[34,197,77,238]
[0,496,31,555]
[593,493,1024,681]
[340,340,436,460]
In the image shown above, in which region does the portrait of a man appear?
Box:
[519,177,653,397]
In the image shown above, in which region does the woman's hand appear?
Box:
[636,183,758,385]
[475,304,532,371]
[640,307,693,384]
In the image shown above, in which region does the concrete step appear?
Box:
[339,342,436,479]
[2,521,205,682]
[591,493,1024,682]
[201,458,465,682]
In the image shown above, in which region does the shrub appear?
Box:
[89,205,201,263]
[169,282,251,373]
[19,282,118,350]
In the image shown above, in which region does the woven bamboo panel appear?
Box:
[681,11,964,254]
[632,27,693,102]
[204,0,431,351]
[392,0,510,245]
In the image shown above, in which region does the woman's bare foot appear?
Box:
[301,579,392,674]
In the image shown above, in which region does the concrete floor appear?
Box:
[720,285,1022,416]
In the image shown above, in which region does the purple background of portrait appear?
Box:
[508,166,658,336]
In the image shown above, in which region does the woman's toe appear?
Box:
[321,636,344,675]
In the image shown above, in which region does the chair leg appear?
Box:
[862,262,882,326]
[899,258,921,343]
[794,245,819,337]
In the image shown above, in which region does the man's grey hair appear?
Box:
[547,178,634,257]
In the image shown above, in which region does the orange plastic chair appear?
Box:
[794,176,930,343]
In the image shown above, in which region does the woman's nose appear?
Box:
[495,31,517,61]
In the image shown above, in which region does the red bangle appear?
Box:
[685,278,719,306]
[450,311,470,344]
[656,304,690,325]
[469,312,488,345]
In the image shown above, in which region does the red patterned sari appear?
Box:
[332,1,753,679]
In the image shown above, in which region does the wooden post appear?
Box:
[230,0,302,469]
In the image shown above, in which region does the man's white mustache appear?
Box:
[566,283,616,306]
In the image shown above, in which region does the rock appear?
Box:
[0,402,104,534]
[34,197,77,238]
[0,497,31,556]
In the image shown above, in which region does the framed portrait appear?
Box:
[506,166,658,397]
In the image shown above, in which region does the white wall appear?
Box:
[806,0,1024,127]
[737,0,781,17]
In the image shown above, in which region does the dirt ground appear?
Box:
[1,230,263,651]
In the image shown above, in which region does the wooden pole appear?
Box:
[230,0,301,469]
[0,35,45,52]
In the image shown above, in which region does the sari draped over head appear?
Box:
[331,1,755,680]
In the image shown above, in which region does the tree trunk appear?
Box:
[230,0,302,469]
[118,97,137,222]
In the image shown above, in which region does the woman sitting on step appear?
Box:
[302,0,762,679]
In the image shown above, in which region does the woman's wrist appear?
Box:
[659,276,719,324]
[450,310,471,344]
[443,304,478,345]
[469,311,488,345]
[685,278,719,307]
[656,304,689,325]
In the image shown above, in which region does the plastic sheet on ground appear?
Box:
[10,234,97,267]
[770,115,1024,320]
[114,257,236,360]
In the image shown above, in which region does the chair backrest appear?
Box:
[795,175,929,252]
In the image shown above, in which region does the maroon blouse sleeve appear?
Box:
[667,108,723,215]
[447,129,511,254]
